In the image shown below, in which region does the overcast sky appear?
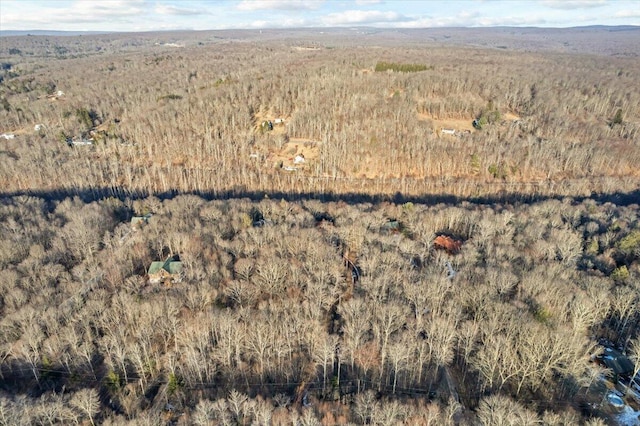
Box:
[1,0,638,32]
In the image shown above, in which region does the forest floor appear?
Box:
[417,113,476,133]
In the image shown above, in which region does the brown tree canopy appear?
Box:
[0,28,639,424]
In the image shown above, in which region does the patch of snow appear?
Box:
[445,261,457,279]
[615,405,640,426]
[302,391,311,407]
[0,133,15,139]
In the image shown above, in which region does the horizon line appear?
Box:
[1,24,639,37]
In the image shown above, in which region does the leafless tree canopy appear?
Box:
[1,28,639,200]
[0,28,639,424]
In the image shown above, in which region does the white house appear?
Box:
[68,137,94,146]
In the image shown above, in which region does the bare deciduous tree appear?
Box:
[70,388,100,425]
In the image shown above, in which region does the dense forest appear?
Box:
[0,28,639,424]
[0,28,639,200]
[0,194,639,424]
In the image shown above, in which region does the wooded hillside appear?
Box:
[0,28,639,424]
[1,29,639,201]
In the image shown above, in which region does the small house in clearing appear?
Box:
[434,235,463,254]
[131,213,153,229]
[148,257,183,285]
[67,137,94,146]
[381,219,402,234]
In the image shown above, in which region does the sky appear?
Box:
[0,0,639,32]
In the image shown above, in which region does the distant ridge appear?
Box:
[1,25,638,37]
[570,25,639,30]
[0,30,113,37]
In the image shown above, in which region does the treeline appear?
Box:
[0,193,638,423]
[374,61,431,73]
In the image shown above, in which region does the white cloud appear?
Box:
[155,4,207,15]
[389,11,548,29]
[322,10,409,25]
[541,0,607,10]
[1,0,148,28]
[246,16,312,28]
[474,15,548,26]
[236,0,323,11]
[458,11,481,20]
[615,9,640,18]
[248,20,269,28]
[1,0,637,32]
[74,0,147,18]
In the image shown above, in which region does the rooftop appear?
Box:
[148,258,183,275]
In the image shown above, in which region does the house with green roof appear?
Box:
[148,257,183,284]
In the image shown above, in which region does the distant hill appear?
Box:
[2,25,638,55]
[1,25,638,37]
[0,30,112,37]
